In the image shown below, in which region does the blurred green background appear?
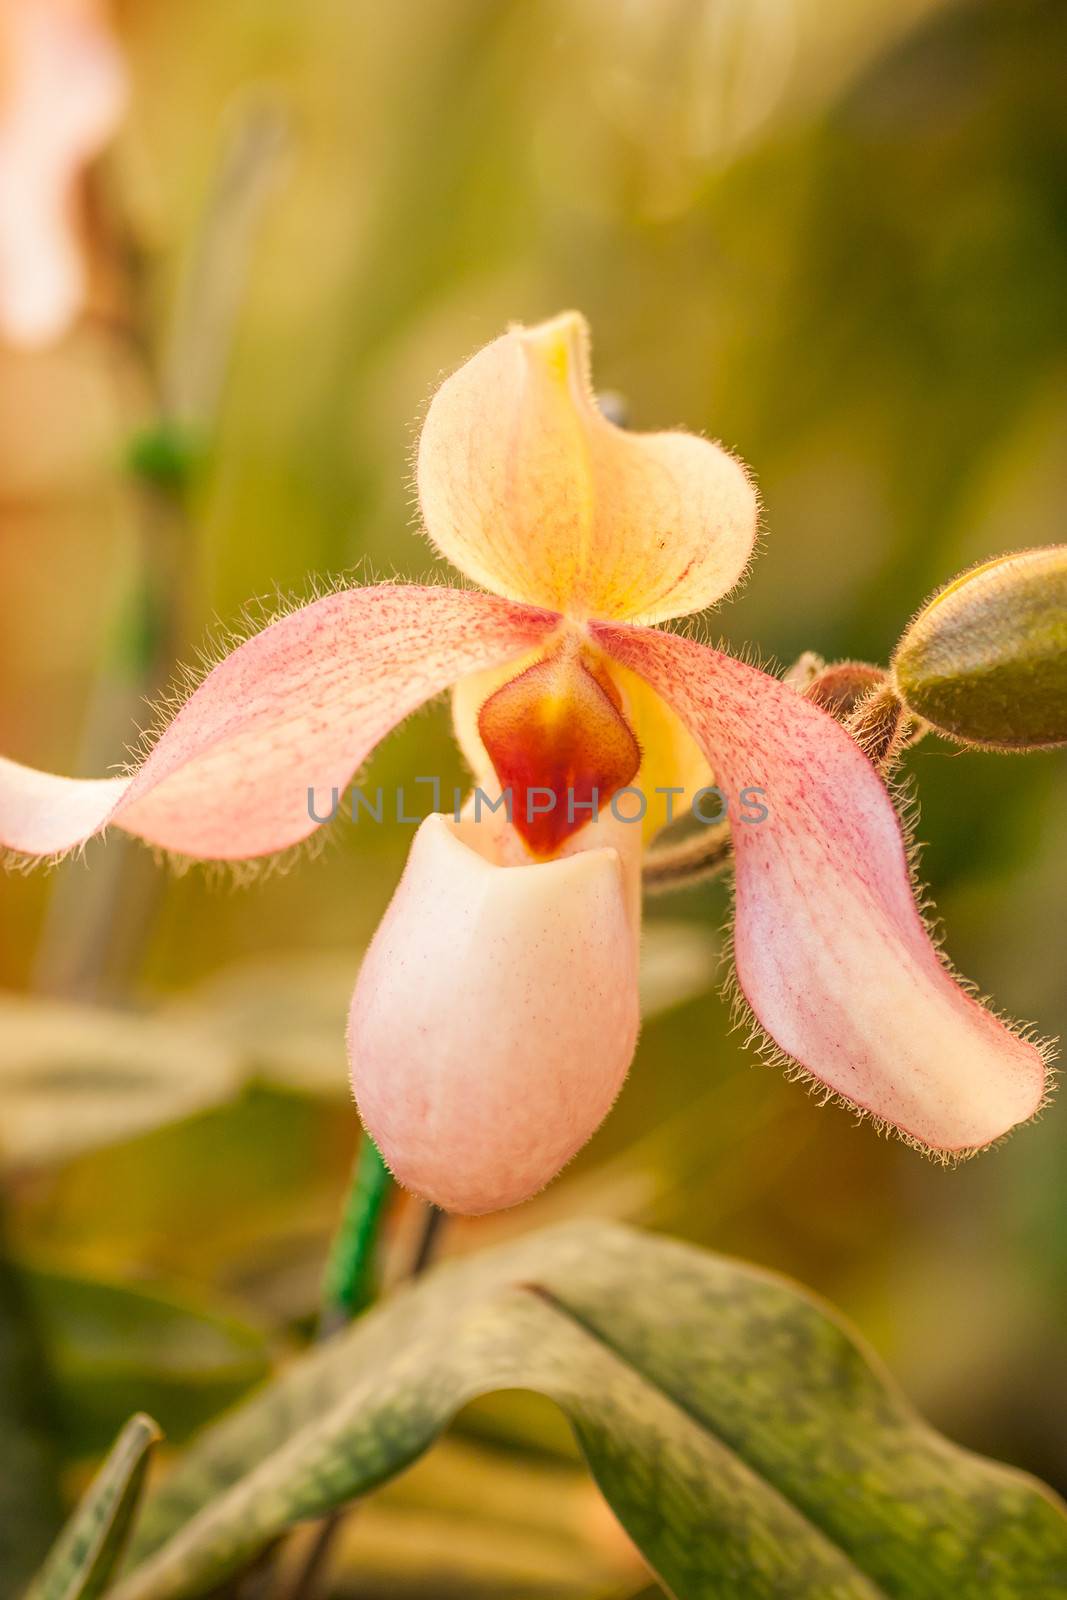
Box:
[1,0,1065,1594]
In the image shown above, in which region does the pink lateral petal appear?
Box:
[0,585,558,860]
[348,812,641,1214]
[594,620,1048,1153]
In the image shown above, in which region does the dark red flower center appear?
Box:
[478,645,641,856]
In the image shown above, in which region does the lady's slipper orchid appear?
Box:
[0,0,126,345]
[0,313,1050,1212]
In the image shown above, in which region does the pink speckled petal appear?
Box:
[0,0,127,345]
[595,620,1048,1154]
[348,812,641,1214]
[0,585,557,859]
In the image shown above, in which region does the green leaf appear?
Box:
[14,1086,349,1299]
[21,1267,273,1457]
[0,1250,63,1593]
[24,1414,160,1600]
[159,954,360,1097]
[893,545,1067,748]
[114,1223,1067,1600]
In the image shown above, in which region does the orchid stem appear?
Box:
[319,1137,392,1333]
[409,1203,448,1274]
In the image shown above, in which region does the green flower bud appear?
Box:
[892,546,1067,749]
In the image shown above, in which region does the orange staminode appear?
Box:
[478,644,641,855]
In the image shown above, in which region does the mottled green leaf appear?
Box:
[21,1267,273,1456]
[114,1224,1067,1600]
[893,546,1067,748]
[24,1414,160,1600]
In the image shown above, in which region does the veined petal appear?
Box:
[595,621,1049,1153]
[0,0,127,345]
[0,585,557,860]
[417,311,758,624]
[348,811,642,1214]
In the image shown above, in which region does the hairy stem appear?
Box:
[641,821,733,894]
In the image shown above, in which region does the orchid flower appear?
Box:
[0,313,1049,1212]
[0,0,126,345]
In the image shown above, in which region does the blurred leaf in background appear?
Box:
[0,997,241,1169]
[0,1243,63,1594]
[20,1267,273,1458]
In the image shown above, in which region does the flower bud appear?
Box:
[843,684,919,772]
[800,659,888,720]
[790,659,920,774]
[892,546,1067,749]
